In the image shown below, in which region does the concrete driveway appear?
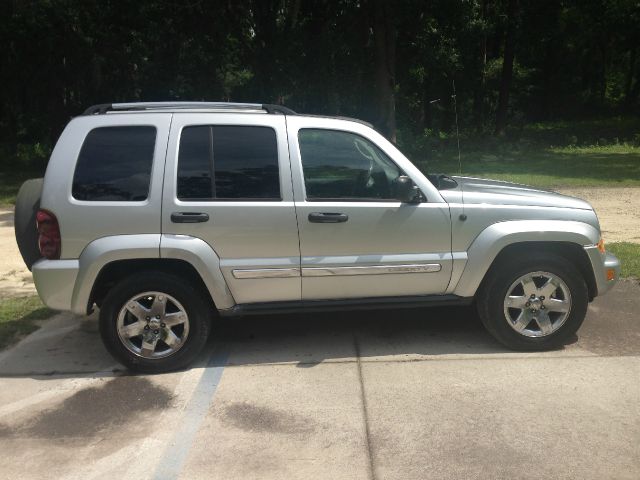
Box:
[0,281,638,480]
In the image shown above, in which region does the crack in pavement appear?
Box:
[354,333,376,480]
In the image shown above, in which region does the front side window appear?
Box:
[177,125,280,200]
[72,126,157,201]
[298,129,404,201]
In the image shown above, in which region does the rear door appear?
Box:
[162,113,301,304]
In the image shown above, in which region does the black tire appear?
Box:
[14,178,43,271]
[477,253,589,351]
[99,271,212,373]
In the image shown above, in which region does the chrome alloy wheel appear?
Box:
[116,291,190,359]
[503,271,572,338]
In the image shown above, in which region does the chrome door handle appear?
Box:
[308,212,349,223]
[171,212,210,223]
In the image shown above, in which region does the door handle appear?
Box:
[171,212,210,223]
[308,212,349,223]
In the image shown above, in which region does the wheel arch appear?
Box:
[451,220,599,300]
[90,258,216,313]
[72,234,235,315]
[477,241,597,301]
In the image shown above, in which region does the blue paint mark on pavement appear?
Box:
[153,347,228,480]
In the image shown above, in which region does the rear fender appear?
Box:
[160,234,235,310]
[71,234,160,314]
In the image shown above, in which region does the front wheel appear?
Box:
[99,272,212,373]
[477,254,589,351]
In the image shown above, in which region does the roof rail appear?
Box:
[82,102,296,116]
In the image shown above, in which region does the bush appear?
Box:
[0,142,51,171]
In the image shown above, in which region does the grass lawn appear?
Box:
[405,116,640,188]
[607,242,640,279]
[0,296,56,349]
[0,169,43,207]
[421,143,640,188]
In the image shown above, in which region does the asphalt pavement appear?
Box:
[0,280,638,480]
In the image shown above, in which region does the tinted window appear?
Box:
[177,126,280,200]
[298,129,404,200]
[72,126,156,201]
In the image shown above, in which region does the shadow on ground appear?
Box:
[0,279,638,379]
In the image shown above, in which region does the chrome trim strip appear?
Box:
[301,264,442,277]
[232,268,300,279]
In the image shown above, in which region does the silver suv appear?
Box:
[14,102,620,372]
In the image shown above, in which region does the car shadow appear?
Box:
[0,305,541,379]
[4,278,639,380]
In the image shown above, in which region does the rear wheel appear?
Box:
[477,253,588,350]
[100,272,211,373]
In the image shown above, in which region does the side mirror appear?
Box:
[395,176,421,203]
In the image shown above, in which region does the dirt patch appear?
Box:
[556,187,640,244]
[0,208,35,299]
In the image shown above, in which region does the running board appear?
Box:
[219,294,473,317]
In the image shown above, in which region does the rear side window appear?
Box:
[177,126,280,201]
[72,126,156,201]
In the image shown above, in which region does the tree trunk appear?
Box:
[473,0,489,130]
[371,0,396,142]
[625,46,637,107]
[494,0,518,136]
[251,0,279,103]
[422,81,433,130]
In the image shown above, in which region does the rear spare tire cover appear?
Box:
[14,178,43,271]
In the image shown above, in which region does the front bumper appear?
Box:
[32,259,79,311]
[584,246,620,296]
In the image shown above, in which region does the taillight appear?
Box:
[36,209,61,260]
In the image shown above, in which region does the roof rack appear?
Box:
[82,102,296,116]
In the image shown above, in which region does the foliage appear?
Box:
[607,243,640,279]
[0,296,55,349]
[1,0,638,151]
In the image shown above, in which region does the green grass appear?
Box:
[0,296,56,349]
[420,143,640,188]
[607,242,640,279]
[403,115,640,188]
[0,169,44,207]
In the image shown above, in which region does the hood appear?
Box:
[441,176,593,210]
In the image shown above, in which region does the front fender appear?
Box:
[451,220,600,298]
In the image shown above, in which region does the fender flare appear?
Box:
[71,234,235,315]
[451,220,600,298]
[160,234,235,310]
[71,234,161,314]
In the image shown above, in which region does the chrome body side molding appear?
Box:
[232,268,300,279]
[301,263,442,277]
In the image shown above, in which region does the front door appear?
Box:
[286,116,453,300]
[162,113,301,304]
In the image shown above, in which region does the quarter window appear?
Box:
[177,126,280,200]
[72,126,156,201]
[298,129,404,201]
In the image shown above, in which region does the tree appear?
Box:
[371,0,397,141]
[494,0,518,135]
